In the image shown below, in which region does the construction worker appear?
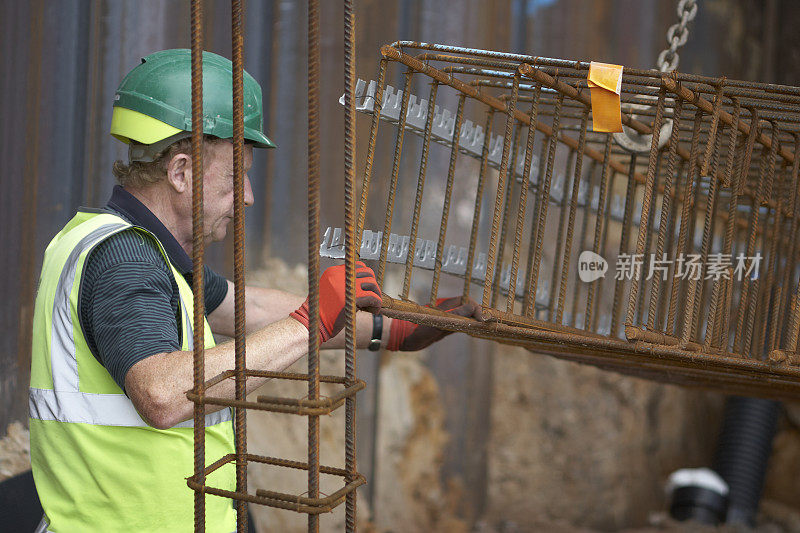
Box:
[28,49,476,532]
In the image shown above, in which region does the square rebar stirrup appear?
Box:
[322,41,800,401]
[185,368,367,521]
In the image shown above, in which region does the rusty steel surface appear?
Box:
[342,1,359,532]
[186,372,365,416]
[190,0,207,530]
[187,454,366,515]
[342,41,800,400]
[231,0,248,530]
[307,0,322,531]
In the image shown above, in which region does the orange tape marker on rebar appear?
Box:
[587,61,623,133]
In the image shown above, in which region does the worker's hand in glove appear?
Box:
[386,296,479,351]
[290,261,382,342]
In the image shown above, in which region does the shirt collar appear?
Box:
[106,185,193,275]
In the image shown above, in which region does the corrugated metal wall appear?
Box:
[0,0,782,520]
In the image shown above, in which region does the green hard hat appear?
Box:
[110,49,275,150]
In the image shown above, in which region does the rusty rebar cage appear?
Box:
[333,42,800,401]
[185,2,800,527]
[187,1,363,532]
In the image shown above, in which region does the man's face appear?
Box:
[202,141,254,243]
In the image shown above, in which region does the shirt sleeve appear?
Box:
[90,261,182,391]
[204,265,229,314]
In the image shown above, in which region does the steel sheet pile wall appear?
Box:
[337,41,800,400]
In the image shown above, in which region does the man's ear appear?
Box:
[166,152,191,193]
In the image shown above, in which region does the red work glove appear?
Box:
[387,296,478,351]
[290,261,382,342]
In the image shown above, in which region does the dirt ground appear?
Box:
[479,345,800,533]
[0,421,30,481]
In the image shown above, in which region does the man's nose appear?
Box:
[244,174,254,206]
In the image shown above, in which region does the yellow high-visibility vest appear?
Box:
[29,210,236,532]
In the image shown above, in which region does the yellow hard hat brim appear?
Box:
[110,106,183,145]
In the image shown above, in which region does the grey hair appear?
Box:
[112,136,223,188]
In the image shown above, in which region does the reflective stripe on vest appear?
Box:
[50,224,127,391]
[29,220,230,429]
[29,388,230,428]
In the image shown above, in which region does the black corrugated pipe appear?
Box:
[712,396,781,527]
[667,396,781,527]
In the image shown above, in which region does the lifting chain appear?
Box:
[614,0,697,153]
[658,0,698,73]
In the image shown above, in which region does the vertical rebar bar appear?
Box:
[728,221,747,351]
[548,149,575,321]
[783,134,800,354]
[464,109,495,300]
[681,168,703,336]
[743,124,778,357]
[431,94,466,304]
[491,123,523,308]
[788,284,800,356]
[231,1,247,530]
[706,99,741,350]
[190,1,206,530]
[700,80,726,177]
[585,135,612,332]
[482,73,519,308]
[667,107,704,336]
[402,81,438,299]
[647,92,683,330]
[726,109,760,351]
[378,69,414,286]
[307,0,321,531]
[765,198,784,352]
[343,1,358,530]
[525,92,564,317]
[778,143,800,348]
[659,162,685,333]
[522,133,550,315]
[572,160,598,327]
[611,154,638,338]
[356,59,388,242]
[738,145,769,355]
[636,150,661,326]
[691,84,724,344]
[752,201,774,355]
[557,106,589,324]
[593,168,619,333]
[626,86,666,329]
[684,113,723,346]
[508,86,542,314]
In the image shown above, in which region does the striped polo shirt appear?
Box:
[78,185,228,391]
